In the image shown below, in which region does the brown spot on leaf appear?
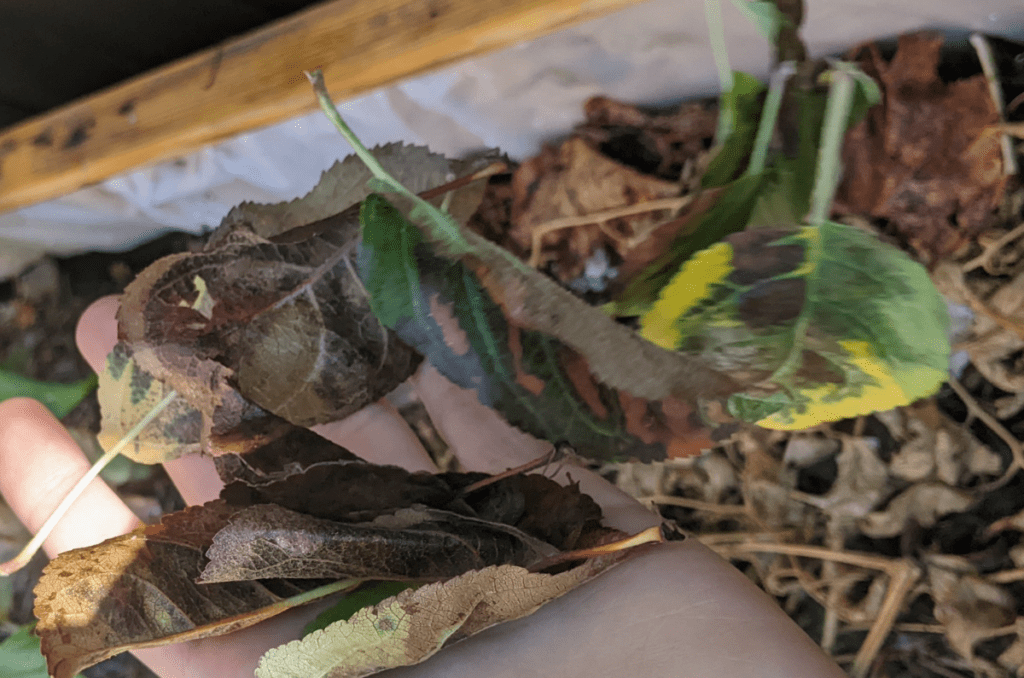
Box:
[507,326,545,396]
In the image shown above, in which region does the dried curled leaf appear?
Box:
[34,502,340,678]
[256,559,623,678]
[640,223,950,429]
[199,504,558,583]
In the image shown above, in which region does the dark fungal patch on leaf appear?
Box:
[128,368,153,405]
[737,277,806,328]
[725,229,804,285]
[106,343,131,381]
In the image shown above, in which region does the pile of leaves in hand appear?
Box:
[35,426,645,678]
[28,22,1013,677]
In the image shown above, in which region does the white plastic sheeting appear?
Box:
[0,0,1021,275]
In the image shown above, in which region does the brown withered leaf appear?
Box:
[218,446,606,551]
[218,142,474,241]
[256,558,628,678]
[104,144,494,456]
[510,137,681,278]
[837,32,1007,261]
[118,216,420,433]
[34,501,340,678]
[198,504,559,583]
[576,96,718,181]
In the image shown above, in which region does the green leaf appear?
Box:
[358,197,696,461]
[358,193,425,327]
[0,625,83,678]
[0,370,97,420]
[304,582,415,636]
[640,222,950,430]
[703,73,766,187]
[728,0,787,43]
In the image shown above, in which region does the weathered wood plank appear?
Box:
[0,0,646,213]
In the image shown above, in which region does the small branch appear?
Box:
[948,375,1024,492]
[527,195,695,267]
[970,33,1018,176]
[962,220,1024,274]
[1,390,178,576]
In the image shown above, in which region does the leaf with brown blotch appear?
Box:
[106,144,498,453]
[836,32,1007,262]
[97,342,203,463]
[198,504,560,584]
[255,558,628,678]
[361,196,732,460]
[34,501,346,678]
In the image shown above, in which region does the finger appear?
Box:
[0,398,139,558]
[0,398,336,678]
[76,294,120,374]
[413,364,660,533]
[313,400,436,473]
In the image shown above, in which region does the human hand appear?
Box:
[0,295,845,678]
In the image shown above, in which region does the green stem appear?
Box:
[306,69,468,252]
[1,390,178,576]
[746,61,796,176]
[704,0,735,143]
[808,64,855,226]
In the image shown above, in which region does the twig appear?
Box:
[947,375,1024,492]
[527,195,695,267]
[713,542,919,678]
[970,34,1018,176]
[1,390,178,576]
[962,220,1024,274]
[643,494,749,515]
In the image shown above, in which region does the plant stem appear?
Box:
[746,61,796,176]
[808,64,855,226]
[704,0,735,143]
[0,390,178,576]
[305,69,468,252]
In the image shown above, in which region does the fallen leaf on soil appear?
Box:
[510,137,682,277]
[255,558,627,678]
[837,32,1007,261]
[34,502,342,678]
[929,560,1016,670]
[860,482,974,538]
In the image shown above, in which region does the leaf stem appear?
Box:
[0,390,178,576]
[746,61,796,177]
[808,64,855,226]
[305,69,469,253]
[704,0,735,144]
